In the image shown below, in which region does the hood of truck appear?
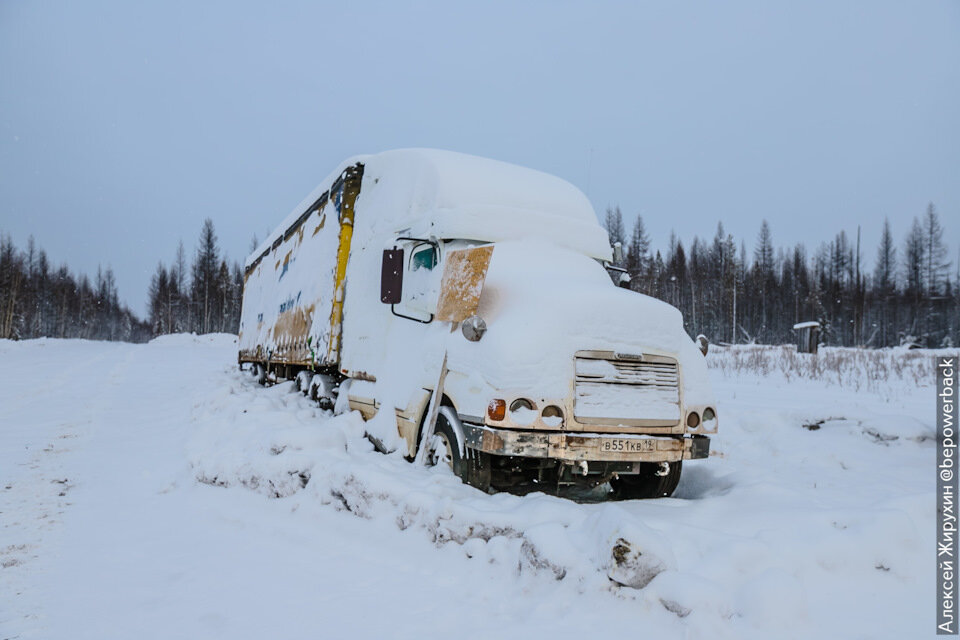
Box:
[443,240,714,415]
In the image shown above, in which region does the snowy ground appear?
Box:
[0,336,944,639]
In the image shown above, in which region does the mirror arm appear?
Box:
[391,305,434,324]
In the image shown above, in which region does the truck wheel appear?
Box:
[309,374,336,411]
[295,371,311,395]
[611,461,682,499]
[421,413,463,476]
[255,364,267,386]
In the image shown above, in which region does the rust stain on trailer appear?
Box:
[312,211,327,236]
[435,245,494,323]
[272,304,315,350]
[346,369,377,382]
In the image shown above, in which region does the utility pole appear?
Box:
[855,225,861,345]
[732,278,737,345]
[691,278,697,335]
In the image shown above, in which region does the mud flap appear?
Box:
[689,435,710,460]
[460,448,492,492]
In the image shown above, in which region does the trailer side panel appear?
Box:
[238,164,364,368]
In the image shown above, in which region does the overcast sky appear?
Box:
[2,0,958,316]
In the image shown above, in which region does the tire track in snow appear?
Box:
[0,343,139,638]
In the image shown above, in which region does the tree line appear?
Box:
[0,218,244,343]
[3,207,955,348]
[604,202,958,348]
[147,218,244,337]
[0,235,149,342]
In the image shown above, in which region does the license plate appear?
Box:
[600,438,655,453]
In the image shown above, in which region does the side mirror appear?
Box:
[380,249,403,304]
[612,241,623,265]
[696,334,709,356]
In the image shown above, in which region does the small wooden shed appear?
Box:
[793,321,821,354]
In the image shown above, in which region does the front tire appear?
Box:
[420,412,463,476]
[611,461,682,499]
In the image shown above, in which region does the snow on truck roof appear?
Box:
[245,149,612,268]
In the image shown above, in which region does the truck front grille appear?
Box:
[573,353,680,422]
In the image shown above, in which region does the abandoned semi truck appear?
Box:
[238,149,716,497]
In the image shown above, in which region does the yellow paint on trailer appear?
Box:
[324,166,364,364]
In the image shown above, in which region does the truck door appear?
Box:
[395,240,441,322]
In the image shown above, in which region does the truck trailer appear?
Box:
[238,149,716,497]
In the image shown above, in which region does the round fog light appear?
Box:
[686,411,701,429]
[541,405,564,427]
[509,398,537,425]
[509,398,535,413]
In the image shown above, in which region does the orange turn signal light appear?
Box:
[487,399,506,421]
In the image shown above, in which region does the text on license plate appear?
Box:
[600,438,656,453]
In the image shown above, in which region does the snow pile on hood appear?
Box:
[446,240,714,406]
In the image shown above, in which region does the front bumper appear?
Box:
[462,422,709,463]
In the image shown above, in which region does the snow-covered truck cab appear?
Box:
[238,149,716,498]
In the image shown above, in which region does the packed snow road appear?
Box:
[0,336,937,639]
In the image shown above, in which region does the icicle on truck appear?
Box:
[238,149,716,498]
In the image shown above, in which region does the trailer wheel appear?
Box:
[421,413,463,476]
[611,461,682,499]
[309,374,336,411]
[295,371,311,395]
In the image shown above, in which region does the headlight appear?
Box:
[702,407,717,431]
[686,411,701,429]
[541,404,564,427]
[509,398,537,425]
